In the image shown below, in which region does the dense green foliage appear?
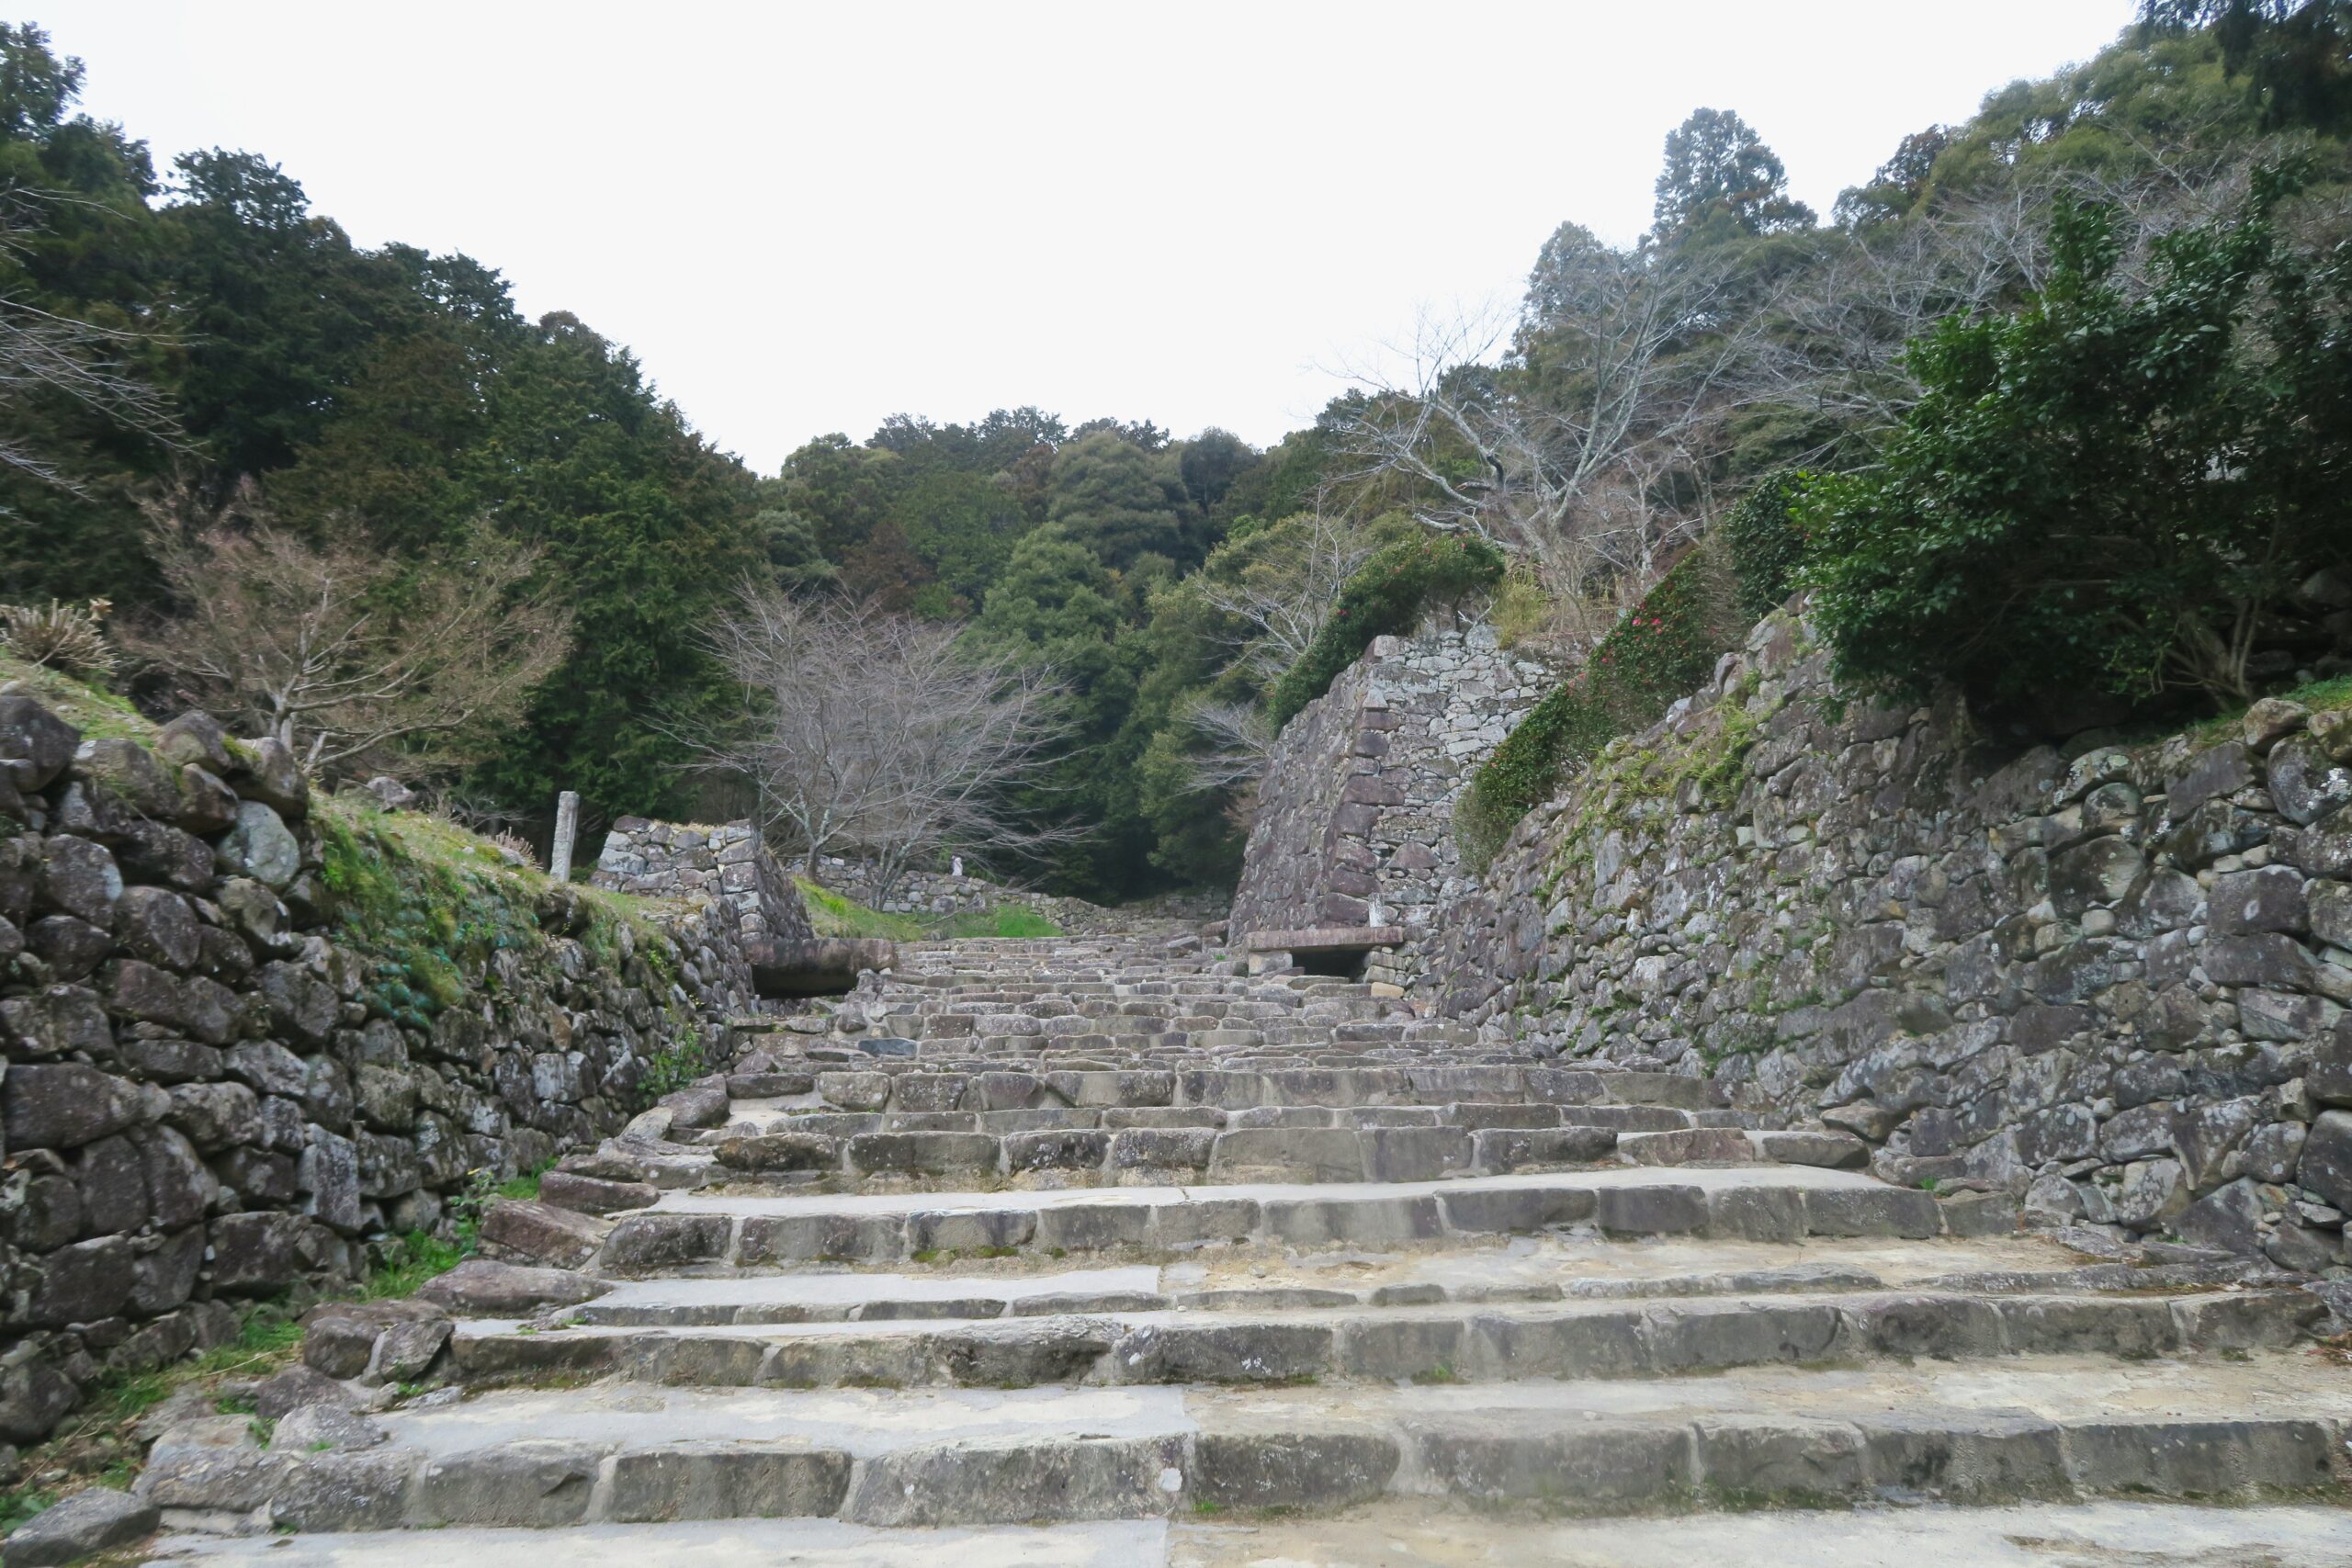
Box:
[1267,535,1506,725]
[1457,547,1744,864]
[1722,470,1815,624]
[16,6,2352,904]
[1804,178,2352,713]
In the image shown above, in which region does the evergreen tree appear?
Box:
[1651,107,1815,243]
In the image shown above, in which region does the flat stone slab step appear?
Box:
[605,1121,1854,1199]
[1166,1502,2352,1567]
[138,1354,2352,1534]
[472,1231,2238,1326]
[162,1518,1162,1567]
[755,1066,1726,1115]
[145,1502,2352,1568]
[446,1286,2321,1391]
[553,1168,2009,1274]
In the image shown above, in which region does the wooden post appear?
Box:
[549,790,581,882]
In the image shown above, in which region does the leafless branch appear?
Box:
[121,482,572,777]
[680,587,1079,903]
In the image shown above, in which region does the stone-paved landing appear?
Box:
[148,1503,2352,1566]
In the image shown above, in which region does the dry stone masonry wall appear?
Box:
[592,818,813,944]
[0,692,754,1447]
[1421,611,2352,1272]
[1230,618,1550,980]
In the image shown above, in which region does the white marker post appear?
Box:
[549,790,581,882]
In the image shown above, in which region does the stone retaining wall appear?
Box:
[0,694,752,1447]
[1229,617,1550,982]
[1421,610,2352,1271]
[592,818,813,944]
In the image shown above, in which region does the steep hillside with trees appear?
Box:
[6,5,2351,905]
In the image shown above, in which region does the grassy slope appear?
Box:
[796,876,1061,940]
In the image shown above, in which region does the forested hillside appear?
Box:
[5,3,2351,905]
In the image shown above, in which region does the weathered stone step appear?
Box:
[714,1102,1747,1136]
[1162,1501,2352,1567]
[446,1287,2320,1392]
[138,1502,2352,1568]
[431,1229,2274,1325]
[588,1120,1854,1200]
[487,1168,2012,1276]
[137,1355,2352,1533]
[158,1517,1163,1567]
[757,1064,1732,1115]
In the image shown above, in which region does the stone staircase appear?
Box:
[130,937,2352,1564]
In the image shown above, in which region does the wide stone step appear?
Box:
[435,1227,2278,1325]
[445,1287,2321,1392]
[595,1120,1856,1199]
[505,1168,2011,1276]
[137,1356,2352,1533]
[141,1503,2352,1567]
[158,1517,1160,1567]
[1165,1502,2352,1567]
[728,1064,1731,1115]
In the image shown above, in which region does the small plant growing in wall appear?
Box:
[639,1023,713,1104]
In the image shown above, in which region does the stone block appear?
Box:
[1261,1195,1441,1247]
[1646,1300,1845,1371]
[1210,1127,1366,1180]
[605,1442,853,1522]
[1694,1416,1868,1502]
[1,1487,159,1565]
[1003,1129,1111,1172]
[847,1132,999,1176]
[1187,1429,1398,1510]
[1617,1127,1753,1165]
[1360,1127,1473,1181]
[1802,1186,1940,1239]
[3,1064,140,1151]
[1150,1197,1260,1247]
[2063,1418,2335,1496]
[1418,1420,1695,1509]
[1858,1413,2066,1501]
[1110,1127,1216,1170]
[2296,1110,2352,1212]
[906,1208,1035,1253]
[1593,1183,1709,1235]
[1110,1321,1333,1383]
[479,1199,614,1269]
[413,1439,607,1527]
[737,1213,904,1265]
[603,1212,730,1272]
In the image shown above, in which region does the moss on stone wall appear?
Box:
[1456,544,1745,869]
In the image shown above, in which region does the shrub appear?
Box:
[1267,534,1505,726]
[1804,176,2352,715]
[1721,471,1815,624]
[0,599,116,679]
[1456,543,1742,866]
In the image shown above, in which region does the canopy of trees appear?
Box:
[8,7,2350,902]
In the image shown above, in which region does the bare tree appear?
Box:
[0,183,184,492]
[1195,510,1386,682]
[123,486,572,776]
[688,586,1074,901]
[1177,697,1278,795]
[1753,149,2277,459]
[1334,230,1768,605]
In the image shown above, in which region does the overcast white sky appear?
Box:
[38,1,2139,474]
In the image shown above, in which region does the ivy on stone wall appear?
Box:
[1267,534,1506,726]
[1722,469,1816,624]
[1456,543,1742,866]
